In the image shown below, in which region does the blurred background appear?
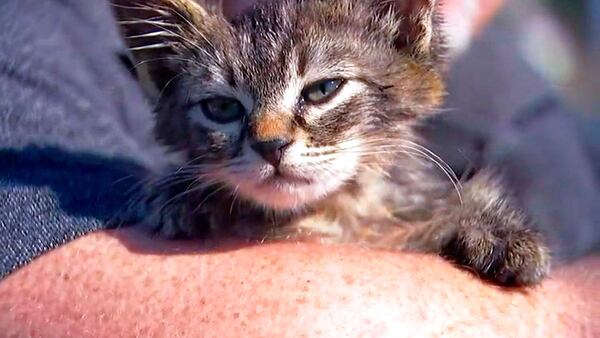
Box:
[426,0,599,261]
[508,0,599,114]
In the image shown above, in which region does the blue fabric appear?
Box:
[0,147,147,278]
[0,0,166,278]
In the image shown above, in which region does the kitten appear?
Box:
[112,0,550,286]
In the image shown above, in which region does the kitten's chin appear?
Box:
[232,174,345,211]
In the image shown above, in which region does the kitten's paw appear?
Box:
[145,197,193,239]
[444,225,550,286]
[438,170,551,286]
[136,190,207,239]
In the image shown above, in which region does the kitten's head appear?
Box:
[114,0,446,210]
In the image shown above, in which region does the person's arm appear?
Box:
[0,228,597,337]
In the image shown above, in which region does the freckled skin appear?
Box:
[0,231,597,337]
[112,0,550,286]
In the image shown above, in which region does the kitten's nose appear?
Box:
[250,139,291,166]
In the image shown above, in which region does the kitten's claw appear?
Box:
[444,226,550,286]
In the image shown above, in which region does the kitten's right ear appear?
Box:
[374,0,444,62]
[110,0,223,98]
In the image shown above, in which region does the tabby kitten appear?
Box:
[112,0,550,286]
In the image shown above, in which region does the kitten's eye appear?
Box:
[302,78,345,104]
[200,97,245,123]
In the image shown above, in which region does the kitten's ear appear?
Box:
[110,0,223,98]
[377,0,443,61]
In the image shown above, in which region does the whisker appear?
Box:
[229,185,240,215]
[402,141,461,183]
[128,56,190,72]
[118,19,180,29]
[369,144,463,204]
[121,173,205,213]
[126,31,180,40]
[308,137,463,204]
[120,17,208,57]
[128,42,174,51]
[110,3,172,17]
[153,72,186,109]
[192,184,229,215]
[157,178,221,213]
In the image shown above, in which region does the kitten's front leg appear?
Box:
[126,181,212,239]
[423,172,551,286]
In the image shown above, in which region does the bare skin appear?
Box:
[0,228,597,338]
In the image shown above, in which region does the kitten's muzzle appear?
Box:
[250,139,292,167]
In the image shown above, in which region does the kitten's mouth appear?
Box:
[262,171,313,186]
[229,170,319,211]
[225,143,362,210]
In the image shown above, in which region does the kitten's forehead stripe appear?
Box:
[229,0,392,110]
[296,47,309,77]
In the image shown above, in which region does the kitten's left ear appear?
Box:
[110,0,227,98]
[377,0,444,61]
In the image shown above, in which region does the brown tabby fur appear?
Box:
[112,0,550,286]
